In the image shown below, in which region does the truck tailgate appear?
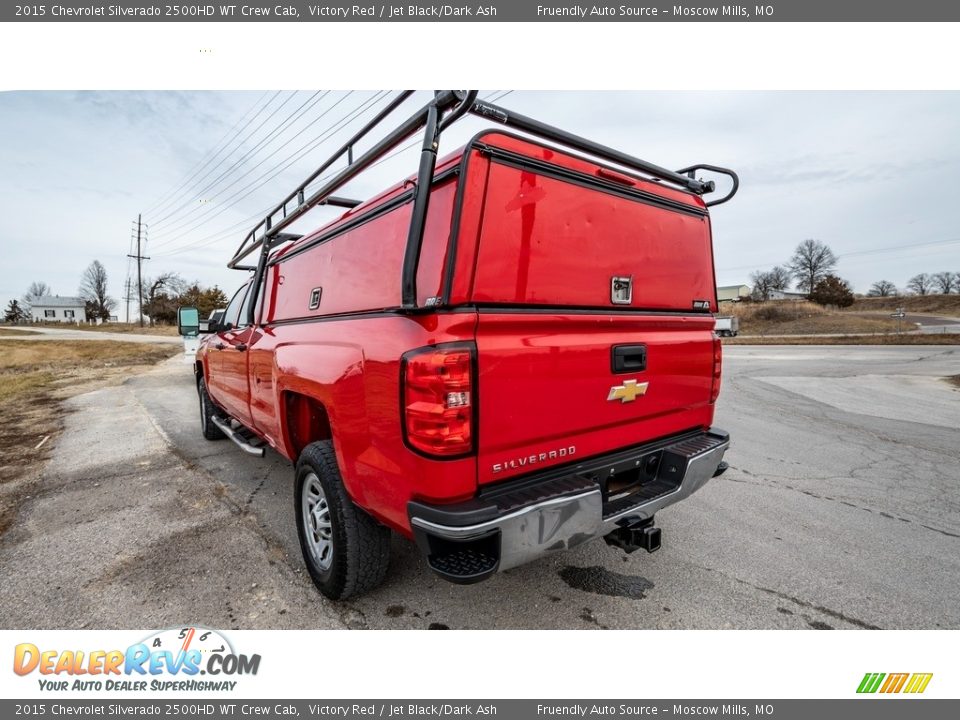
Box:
[475,312,717,484]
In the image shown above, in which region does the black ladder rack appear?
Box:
[228,90,739,323]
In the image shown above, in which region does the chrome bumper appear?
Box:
[409,428,729,582]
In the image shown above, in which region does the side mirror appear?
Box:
[177,306,200,337]
[204,309,227,334]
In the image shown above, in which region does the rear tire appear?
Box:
[295,440,391,600]
[198,377,226,441]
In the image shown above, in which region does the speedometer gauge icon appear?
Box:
[139,626,234,659]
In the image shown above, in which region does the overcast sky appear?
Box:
[1,90,958,317]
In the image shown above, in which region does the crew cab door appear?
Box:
[207,282,255,425]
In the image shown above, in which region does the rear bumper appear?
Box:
[408,427,729,584]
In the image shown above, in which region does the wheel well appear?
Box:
[284,392,333,458]
[194,360,204,388]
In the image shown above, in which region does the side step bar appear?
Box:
[210,415,266,457]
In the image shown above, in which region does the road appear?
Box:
[847,311,960,335]
[1,345,958,630]
[906,313,960,334]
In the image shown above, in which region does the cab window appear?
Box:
[222,284,250,330]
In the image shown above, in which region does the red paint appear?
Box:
[198,131,723,538]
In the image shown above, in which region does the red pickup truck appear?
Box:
[179,92,738,599]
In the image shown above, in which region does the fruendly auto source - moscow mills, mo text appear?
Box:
[537,5,767,18]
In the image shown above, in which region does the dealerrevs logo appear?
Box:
[13,627,260,692]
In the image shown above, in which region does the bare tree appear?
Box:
[768,265,792,292]
[749,269,773,301]
[22,280,51,308]
[787,239,837,295]
[867,280,897,297]
[141,272,188,325]
[749,265,792,302]
[906,273,932,296]
[932,271,955,294]
[79,260,116,321]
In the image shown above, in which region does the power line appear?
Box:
[148,90,289,225]
[151,91,391,254]
[149,90,346,239]
[150,91,376,246]
[152,90,515,260]
[717,236,960,273]
[149,91,330,232]
[142,90,272,216]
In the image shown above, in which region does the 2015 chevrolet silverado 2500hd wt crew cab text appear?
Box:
[177,91,740,599]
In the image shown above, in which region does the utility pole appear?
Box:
[123,277,131,324]
[127,214,149,327]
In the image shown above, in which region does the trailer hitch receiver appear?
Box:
[604,517,662,554]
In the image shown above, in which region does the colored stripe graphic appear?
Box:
[857,673,885,693]
[880,673,909,693]
[904,673,933,694]
[857,672,932,694]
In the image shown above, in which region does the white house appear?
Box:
[29,295,87,323]
[768,289,807,301]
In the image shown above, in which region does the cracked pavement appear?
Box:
[1,345,957,629]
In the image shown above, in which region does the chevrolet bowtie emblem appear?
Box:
[607,379,649,403]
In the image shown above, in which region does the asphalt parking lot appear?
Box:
[1,345,958,630]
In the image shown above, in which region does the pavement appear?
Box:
[905,313,960,334]
[0,325,180,344]
[1,345,958,630]
[848,311,960,335]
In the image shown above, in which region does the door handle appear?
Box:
[215,343,226,350]
[236,343,248,352]
[612,344,647,373]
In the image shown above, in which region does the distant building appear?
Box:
[768,289,807,301]
[29,295,87,323]
[717,284,751,303]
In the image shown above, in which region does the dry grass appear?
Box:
[0,340,177,375]
[848,295,960,314]
[0,328,39,336]
[726,301,901,336]
[947,375,960,389]
[726,334,960,346]
[26,322,179,336]
[0,340,178,486]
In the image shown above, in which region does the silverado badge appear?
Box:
[607,379,649,403]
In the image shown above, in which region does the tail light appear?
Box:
[402,343,475,457]
[710,335,722,403]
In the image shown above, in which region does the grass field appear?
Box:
[0,328,39,336]
[17,322,179,336]
[725,301,902,336]
[0,340,178,492]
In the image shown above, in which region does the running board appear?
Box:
[210,415,266,457]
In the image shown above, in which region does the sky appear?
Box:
[1,90,959,317]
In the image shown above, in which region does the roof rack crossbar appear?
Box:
[468,99,712,194]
